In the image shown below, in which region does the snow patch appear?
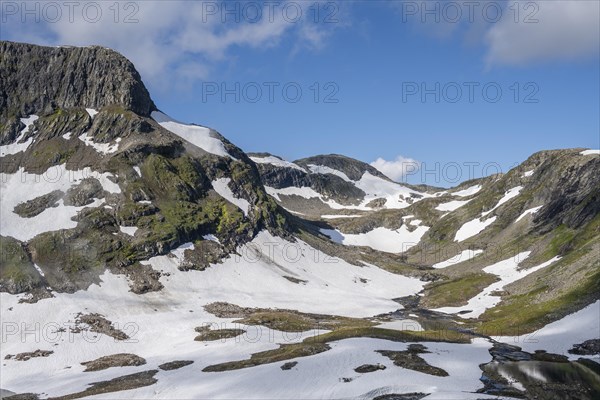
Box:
[212,178,250,216]
[78,132,121,155]
[320,225,429,253]
[435,199,472,212]
[580,149,600,156]
[515,205,543,222]
[119,226,138,236]
[482,186,523,216]
[133,166,142,177]
[376,319,423,331]
[85,108,99,119]
[203,234,220,243]
[354,172,428,210]
[265,186,322,202]
[435,253,560,318]
[0,165,120,241]
[432,249,484,269]
[454,216,497,242]
[522,170,535,177]
[250,155,306,172]
[152,111,233,159]
[33,264,45,277]
[0,115,38,156]
[307,164,352,182]
[452,184,482,197]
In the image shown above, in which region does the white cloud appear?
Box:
[485,0,600,66]
[370,155,420,182]
[2,1,339,89]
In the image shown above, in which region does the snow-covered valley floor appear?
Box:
[1,233,598,399]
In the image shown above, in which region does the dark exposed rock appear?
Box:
[529,149,600,231]
[280,361,298,370]
[372,393,430,400]
[119,262,164,294]
[283,275,308,284]
[81,353,146,372]
[377,345,448,377]
[75,313,129,341]
[354,363,386,373]
[569,339,600,356]
[365,198,387,208]
[177,240,225,271]
[0,116,24,145]
[13,190,63,218]
[87,108,153,143]
[0,236,44,294]
[158,360,194,371]
[10,349,53,361]
[64,178,104,207]
[0,41,156,123]
[32,108,90,140]
[488,342,532,362]
[47,370,158,400]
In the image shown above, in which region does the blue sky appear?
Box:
[1,0,599,186]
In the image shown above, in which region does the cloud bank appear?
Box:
[1,0,339,88]
[371,155,420,182]
[485,0,600,66]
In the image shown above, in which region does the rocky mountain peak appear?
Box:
[294,154,389,181]
[0,41,156,124]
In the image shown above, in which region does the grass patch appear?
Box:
[203,342,331,372]
[194,328,245,341]
[421,272,499,308]
[202,326,472,372]
[309,327,471,344]
[475,266,600,336]
[234,310,374,333]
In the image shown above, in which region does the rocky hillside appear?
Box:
[249,153,435,217]
[253,149,599,334]
[0,41,288,297]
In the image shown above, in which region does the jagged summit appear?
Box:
[0,41,156,122]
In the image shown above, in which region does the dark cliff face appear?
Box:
[528,149,600,232]
[0,41,156,123]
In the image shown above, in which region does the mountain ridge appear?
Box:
[1,41,599,400]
